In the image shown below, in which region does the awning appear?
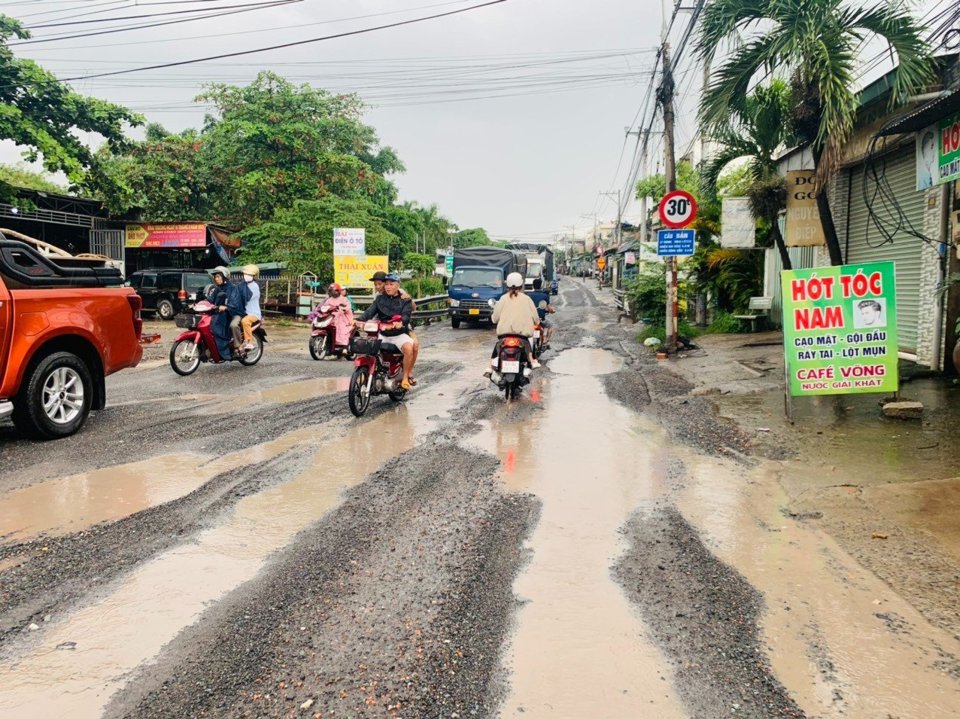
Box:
[877,88,960,136]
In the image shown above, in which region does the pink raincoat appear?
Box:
[328,294,355,347]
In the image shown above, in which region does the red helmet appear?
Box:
[327,283,343,296]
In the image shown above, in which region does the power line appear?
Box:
[26,0,300,28]
[54,0,508,81]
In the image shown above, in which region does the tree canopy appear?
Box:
[0,15,140,202]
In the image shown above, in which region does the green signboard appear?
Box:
[780,262,898,397]
[445,254,454,274]
[939,111,960,186]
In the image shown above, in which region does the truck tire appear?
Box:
[451,317,461,329]
[12,351,94,440]
[157,299,175,320]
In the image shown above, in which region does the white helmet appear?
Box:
[506,272,524,289]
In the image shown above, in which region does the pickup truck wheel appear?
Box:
[12,352,93,440]
[451,318,461,329]
[157,299,175,320]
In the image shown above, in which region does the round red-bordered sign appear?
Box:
[658,190,697,229]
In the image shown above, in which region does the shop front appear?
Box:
[124,223,239,272]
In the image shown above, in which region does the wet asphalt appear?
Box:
[4,277,948,718]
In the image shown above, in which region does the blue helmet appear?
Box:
[385,272,401,282]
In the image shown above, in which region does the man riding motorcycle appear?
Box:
[486,272,540,377]
[527,277,556,349]
[370,270,420,384]
[357,273,416,390]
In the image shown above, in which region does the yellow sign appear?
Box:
[597,257,607,270]
[334,255,388,288]
[785,171,825,247]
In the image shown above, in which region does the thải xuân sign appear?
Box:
[780,262,898,397]
[334,255,387,288]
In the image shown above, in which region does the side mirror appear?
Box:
[538,300,547,309]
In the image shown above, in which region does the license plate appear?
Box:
[469,309,480,315]
[501,360,520,373]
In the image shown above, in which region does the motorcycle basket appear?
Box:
[174,313,200,329]
[350,336,382,356]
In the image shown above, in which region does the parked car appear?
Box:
[0,238,150,439]
[128,269,212,320]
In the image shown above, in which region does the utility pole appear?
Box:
[660,36,679,355]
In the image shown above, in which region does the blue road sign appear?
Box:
[657,229,696,257]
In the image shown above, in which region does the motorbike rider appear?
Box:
[487,272,540,377]
[207,266,234,358]
[240,264,262,351]
[325,282,355,349]
[357,272,416,390]
[527,278,556,348]
[370,270,420,385]
[224,267,253,351]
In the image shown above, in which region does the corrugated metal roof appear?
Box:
[877,88,960,136]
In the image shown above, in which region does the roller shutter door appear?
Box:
[845,147,924,353]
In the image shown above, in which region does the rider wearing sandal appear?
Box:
[358,273,416,390]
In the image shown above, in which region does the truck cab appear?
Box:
[448,247,527,328]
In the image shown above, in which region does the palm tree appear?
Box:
[697,0,934,265]
[703,80,793,269]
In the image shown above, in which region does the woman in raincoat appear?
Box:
[326,283,355,350]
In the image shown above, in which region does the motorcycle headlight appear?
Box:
[449,299,460,308]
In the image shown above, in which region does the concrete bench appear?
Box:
[733,297,773,332]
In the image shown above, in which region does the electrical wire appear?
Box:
[26,0,300,29]
[49,0,507,81]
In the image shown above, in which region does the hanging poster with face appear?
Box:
[916,125,938,190]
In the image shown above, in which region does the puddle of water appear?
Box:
[0,454,211,543]
[677,454,960,718]
[0,368,476,719]
[863,477,960,563]
[468,358,685,717]
[548,347,624,376]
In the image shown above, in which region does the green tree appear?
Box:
[0,163,66,194]
[89,72,403,227]
[402,252,435,277]
[239,196,398,278]
[703,81,794,269]
[0,16,140,202]
[697,0,934,265]
[451,227,493,248]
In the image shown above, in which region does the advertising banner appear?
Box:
[334,255,388,288]
[917,114,960,189]
[333,228,366,256]
[720,197,755,248]
[125,223,207,249]
[785,171,825,246]
[780,261,898,397]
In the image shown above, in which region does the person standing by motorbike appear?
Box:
[488,272,540,375]
[357,273,415,390]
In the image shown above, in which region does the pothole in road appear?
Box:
[548,347,623,376]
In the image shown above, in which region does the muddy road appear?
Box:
[1,278,958,718]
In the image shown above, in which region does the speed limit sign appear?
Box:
[658,190,697,229]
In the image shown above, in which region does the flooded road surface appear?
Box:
[676,453,960,717]
[470,348,685,718]
[0,369,474,719]
[1,278,958,718]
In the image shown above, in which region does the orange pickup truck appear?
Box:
[0,238,149,440]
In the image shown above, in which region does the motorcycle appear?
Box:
[169,300,266,376]
[488,334,533,400]
[347,317,407,417]
[309,302,356,361]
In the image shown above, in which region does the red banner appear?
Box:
[126,223,207,249]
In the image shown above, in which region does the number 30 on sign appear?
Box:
[658,190,697,229]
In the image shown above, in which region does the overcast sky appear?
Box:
[2,0,954,241]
